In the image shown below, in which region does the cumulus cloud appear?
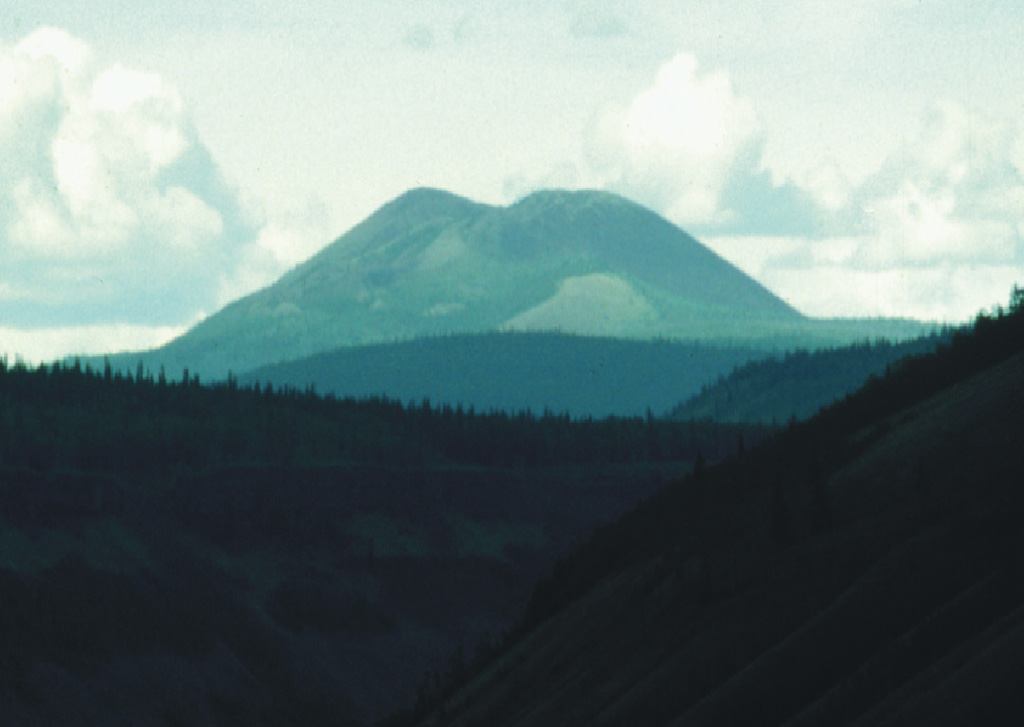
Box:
[701,100,1024,322]
[586,52,822,235]
[0,27,307,359]
[796,160,854,215]
[853,101,1023,269]
[587,53,758,226]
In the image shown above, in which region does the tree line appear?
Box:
[0,355,773,474]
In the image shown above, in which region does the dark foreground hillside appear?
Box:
[0,360,770,725]
[401,294,1024,726]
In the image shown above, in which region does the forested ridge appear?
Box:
[668,330,951,423]
[0,348,771,725]
[237,330,770,419]
[0,355,770,473]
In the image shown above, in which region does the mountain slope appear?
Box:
[107,188,869,379]
[400,301,1024,726]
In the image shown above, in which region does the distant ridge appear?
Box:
[239,331,768,419]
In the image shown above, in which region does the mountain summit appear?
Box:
[136,188,813,377]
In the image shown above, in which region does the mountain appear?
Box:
[104,188,926,380]
[394,298,1024,726]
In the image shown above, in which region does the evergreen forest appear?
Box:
[0,351,768,724]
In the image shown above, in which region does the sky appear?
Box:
[2,0,1023,362]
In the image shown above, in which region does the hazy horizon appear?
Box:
[2,1,1023,361]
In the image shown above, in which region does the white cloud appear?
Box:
[759,263,1022,323]
[2,28,223,258]
[704,105,1024,321]
[1012,133,1024,178]
[9,27,92,91]
[585,52,824,236]
[0,323,187,366]
[700,96,1024,323]
[853,101,1024,269]
[0,27,317,358]
[797,159,853,214]
[588,53,761,228]
[859,181,1016,267]
[702,235,840,281]
[707,229,1022,324]
[252,223,324,270]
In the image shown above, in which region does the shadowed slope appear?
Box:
[401,303,1024,727]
